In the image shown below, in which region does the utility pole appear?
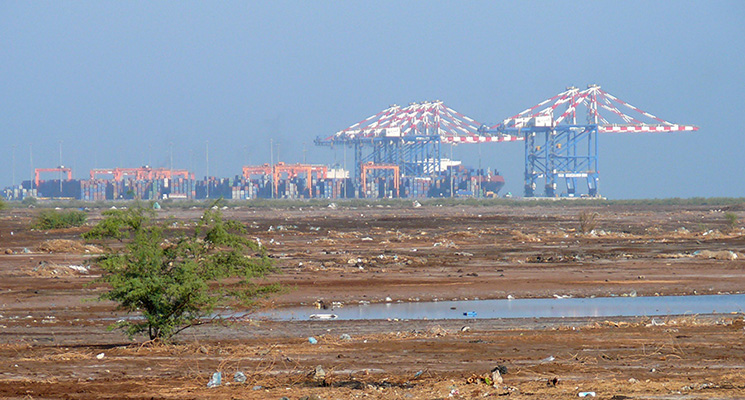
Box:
[58,140,63,196]
[29,144,34,189]
[477,141,482,198]
[450,143,454,198]
[269,138,274,199]
[11,145,16,187]
[205,140,210,199]
[302,142,307,164]
[343,144,347,198]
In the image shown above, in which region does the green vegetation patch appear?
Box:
[32,209,88,230]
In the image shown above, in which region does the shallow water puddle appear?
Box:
[257,294,745,321]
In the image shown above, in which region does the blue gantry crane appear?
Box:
[482,85,698,197]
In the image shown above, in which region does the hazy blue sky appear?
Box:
[1,1,743,198]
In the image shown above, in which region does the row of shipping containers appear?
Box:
[1,186,38,200]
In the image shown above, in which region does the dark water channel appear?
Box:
[257,294,745,321]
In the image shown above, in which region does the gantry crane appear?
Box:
[482,84,698,197]
[90,167,193,181]
[315,101,515,196]
[360,162,400,198]
[34,167,72,187]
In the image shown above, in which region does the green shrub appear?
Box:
[86,203,277,341]
[724,212,738,230]
[32,209,87,230]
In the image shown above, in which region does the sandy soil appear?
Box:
[0,202,744,399]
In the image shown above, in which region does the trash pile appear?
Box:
[465,366,507,387]
[37,239,102,254]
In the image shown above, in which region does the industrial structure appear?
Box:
[314,101,512,198]
[482,84,698,197]
[2,84,695,201]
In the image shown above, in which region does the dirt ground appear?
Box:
[0,201,744,399]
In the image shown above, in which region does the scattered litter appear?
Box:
[207,371,222,388]
[491,368,503,385]
[463,311,477,317]
[553,294,572,299]
[413,370,424,379]
[309,314,338,320]
[312,365,326,382]
[22,248,31,254]
[339,333,352,340]
[385,296,393,302]
[152,202,161,210]
[454,252,473,257]
[96,352,105,360]
[413,200,422,208]
[507,295,515,300]
[461,326,471,332]
[578,392,596,397]
[328,203,337,209]
[67,265,90,274]
[646,318,665,327]
[694,250,739,260]
[361,237,373,241]
[308,337,318,344]
[234,371,247,383]
[251,385,263,390]
[541,355,555,363]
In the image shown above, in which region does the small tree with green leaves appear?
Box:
[724,212,739,231]
[84,204,277,341]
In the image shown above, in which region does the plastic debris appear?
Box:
[207,371,222,388]
[152,202,161,210]
[541,355,555,363]
[413,200,422,208]
[313,365,326,382]
[234,371,247,383]
[96,352,105,360]
[491,368,503,385]
[308,337,318,344]
[309,314,337,320]
[328,203,337,209]
[413,370,424,379]
[252,385,263,390]
[578,392,596,397]
[463,311,477,317]
[339,333,352,341]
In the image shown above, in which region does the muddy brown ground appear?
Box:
[0,202,744,399]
